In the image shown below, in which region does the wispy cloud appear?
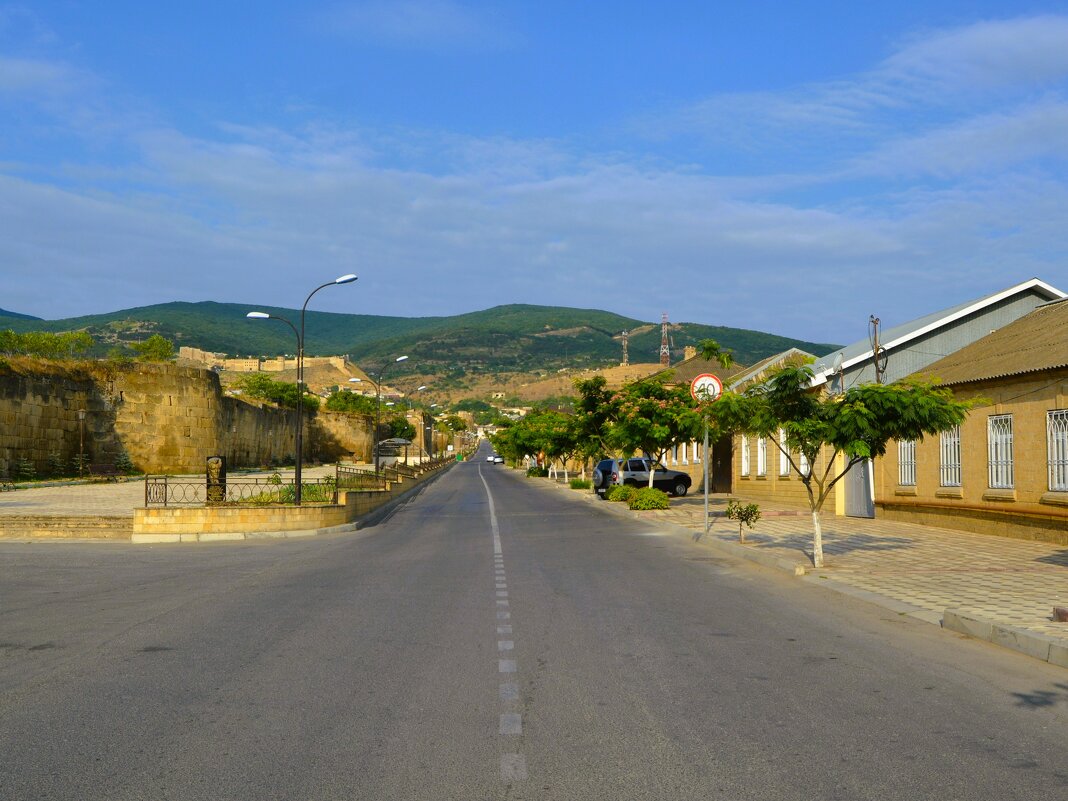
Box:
[313,1,513,51]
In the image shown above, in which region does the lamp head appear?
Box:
[348,377,362,383]
[395,355,409,363]
[246,311,270,319]
[417,385,427,391]
[334,274,358,284]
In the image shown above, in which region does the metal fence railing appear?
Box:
[144,476,338,507]
[144,457,455,508]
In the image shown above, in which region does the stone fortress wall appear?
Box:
[178,346,349,374]
[0,362,374,475]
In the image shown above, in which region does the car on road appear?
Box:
[492,455,504,464]
[592,457,692,498]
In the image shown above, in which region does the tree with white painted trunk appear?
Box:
[706,366,973,568]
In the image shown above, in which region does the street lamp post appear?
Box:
[370,356,409,473]
[246,273,356,505]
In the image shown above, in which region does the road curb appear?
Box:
[131,464,452,544]
[943,608,1068,668]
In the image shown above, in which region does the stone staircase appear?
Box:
[0,515,134,540]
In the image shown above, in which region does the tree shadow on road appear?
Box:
[1012,682,1068,709]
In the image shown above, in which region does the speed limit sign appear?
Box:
[690,373,723,402]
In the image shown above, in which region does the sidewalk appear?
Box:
[537,476,1068,669]
[0,465,340,518]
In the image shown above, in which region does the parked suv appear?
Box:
[592,457,692,498]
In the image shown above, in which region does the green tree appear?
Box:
[388,415,416,441]
[707,365,974,567]
[442,415,468,433]
[608,377,703,488]
[131,334,175,362]
[325,391,377,415]
[238,373,319,412]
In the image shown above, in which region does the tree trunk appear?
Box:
[811,510,825,568]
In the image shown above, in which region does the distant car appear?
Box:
[592,457,691,498]
[486,454,495,462]
[493,456,504,464]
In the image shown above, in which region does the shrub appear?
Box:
[628,487,669,510]
[70,453,90,475]
[46,450,67,478]
[526,466,549,477]
[115,451,135,474]
[14,456,37,481]
[725,500,761,542]
[569,478,591,490]
[606,484,636,502]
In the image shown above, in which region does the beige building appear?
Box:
[876,297,1068,544]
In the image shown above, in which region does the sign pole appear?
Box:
[689,372,723,539]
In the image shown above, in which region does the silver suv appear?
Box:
[592,457,692,498]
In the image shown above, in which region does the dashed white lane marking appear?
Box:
[501,754,527,781]
[480,464,527,785]
[499,713,522,735]
[478,466,503,556]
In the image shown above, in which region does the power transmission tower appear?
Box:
[620,330,629,366]
[659,313,671,367]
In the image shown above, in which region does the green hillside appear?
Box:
[0,300,840,373]
[0,308,42,320]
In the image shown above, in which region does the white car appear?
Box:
[486,455,495,462]
[493,456,504,464]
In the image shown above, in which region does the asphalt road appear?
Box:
[1,451,1066,800]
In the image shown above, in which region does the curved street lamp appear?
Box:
[369,355,408,472]
[246,273,357,504]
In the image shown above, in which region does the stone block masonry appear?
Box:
[0,361,375,475]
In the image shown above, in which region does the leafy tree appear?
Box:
[388,415,416,441]
[131,334,175,362]
[0,329,94,358]
[573,375,618,465]
[707,365,974,567]
[442,415,468,433]
[608,377,703,488]
[238,373,319,412]
[325,391,377,415]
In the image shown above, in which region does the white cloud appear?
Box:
[314,0,512,50]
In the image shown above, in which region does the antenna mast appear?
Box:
[660,313,671,367]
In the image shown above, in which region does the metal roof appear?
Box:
[911,297,1068,386]
[809,277,1066,387]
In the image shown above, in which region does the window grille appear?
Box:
[741,436,750,476]
[779,429,790,476]
[987,414,1014,489]
[939,426,961,487]
[898,440,916,486]
[1049,410,1068,492]
[756,436,767,476]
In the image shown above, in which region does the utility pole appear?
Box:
[870,315,886,384]
[659,313,670,367]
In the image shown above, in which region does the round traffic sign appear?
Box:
[690,373,723,402]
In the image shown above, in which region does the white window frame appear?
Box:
[741,436,750,477]
[987,414,1014,490]
[1048,410,1068,492]
[898,440,916,487]
[778,429,790,476]
[939,426,961,487]
[756,436,767,477]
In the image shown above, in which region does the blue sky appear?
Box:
[1,1,1067,344]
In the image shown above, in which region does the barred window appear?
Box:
[987,414,1014,489]
[1049,410,1068,492]
[756,436,767,476]
[898,440,916,486]
[940,426,961,487]
[741,436,750,476]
